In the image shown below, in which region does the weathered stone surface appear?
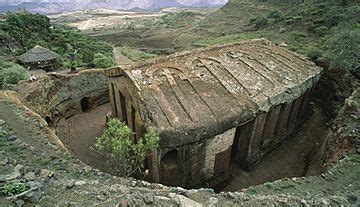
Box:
[24,172,35,181]
[5,164,24,181]
[66,179,76,189]
[5,135,17,142]
[39,169,54,179]
[204,128,235,178]
[16,69,109,123]
[26,181,42,190]
[206,197,218,207]
[0,89,359,207]
[106,39,322,148]
[143,193,155,204]
[75,180,87,186]
[169,193,203,207]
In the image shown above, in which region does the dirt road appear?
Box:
[113,47,134,65]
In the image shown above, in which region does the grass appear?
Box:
[193,0,360,71]
[120,47,157,62]
[143,11,198,29]
[192,33,260,47]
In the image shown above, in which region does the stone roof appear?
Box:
[106,39,322,147]
[18,45,60,63]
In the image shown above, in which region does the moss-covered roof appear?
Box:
[18,45,60,63]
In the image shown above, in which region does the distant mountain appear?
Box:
[0,0,228,14]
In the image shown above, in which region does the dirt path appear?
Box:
[113,47,134,65]
[56,103,111,171]
[223,105,329,191]
[79,19,92,30]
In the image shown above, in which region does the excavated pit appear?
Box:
[13,62,333,192]
[54,101,330,191]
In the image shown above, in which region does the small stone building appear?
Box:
[18,45,60,71]
[105,39,322,188]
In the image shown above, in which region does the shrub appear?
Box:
[285,16,303,24]
[2,182,27,195]
[0,12,114,67]
[252,17,268,29]
[314,26,329,36]
[0,60,28,89]
[93,53,115,68]
[267,10,282,23]
[93,118,159,176]
[323,26,360,72]
[304,47,323,60]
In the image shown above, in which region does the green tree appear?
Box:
[0,60,28,89]
[1,12,114,68]
[93,118,159,176]
[93,53,115,68]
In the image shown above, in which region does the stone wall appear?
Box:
[232,87,315,170]
[108,69,318,188]
[152,87,315,188]
[15,69,109,125]
[109,76,144,141]
[204,128,236,179]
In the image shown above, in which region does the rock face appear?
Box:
[15,69,109,127]
[106,39,322,187]
[0,85,359,206]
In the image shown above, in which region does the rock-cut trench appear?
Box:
[55,101,329,191]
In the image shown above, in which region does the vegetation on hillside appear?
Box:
[120,47,157,62]
[92,52,115,68]
[133,11,198,30]
[0,12,115,69]
[93,118,159,177]
[0,60,28,89]
[196,0,360,74]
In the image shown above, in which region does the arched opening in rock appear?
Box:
[81,97,90,113]
[160,149,183,186]
[45,116,54,127]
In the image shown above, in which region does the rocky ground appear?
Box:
[0,88,359,206]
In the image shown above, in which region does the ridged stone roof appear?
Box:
[18,45,60,63]
[106,39,322,146]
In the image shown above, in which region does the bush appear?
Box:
[93,118,159,176]
[93,53,115,68]
[0,60,28,89]
[285,16,303,24]
[2,182,27,195]
[314,26,329,36]
[304,47,323,60]
[251,17,268,29]
[0,12,114,68]
[267,10,282,22]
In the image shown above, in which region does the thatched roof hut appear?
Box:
[18,45,60,71]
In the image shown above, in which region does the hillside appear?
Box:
[194,0,359,118]
[196,0,359,54]
[0,12,114,68]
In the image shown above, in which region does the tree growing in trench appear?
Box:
[93,118,159,177]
